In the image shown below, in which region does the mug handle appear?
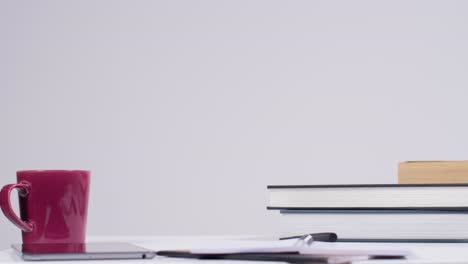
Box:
[0,182,34,232]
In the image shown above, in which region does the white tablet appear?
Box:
[12,242,156,261]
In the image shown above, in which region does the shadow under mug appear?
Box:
[0,170,90,244]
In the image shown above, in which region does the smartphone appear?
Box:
[12,242,156,261]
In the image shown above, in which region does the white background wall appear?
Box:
[1,0,468,249]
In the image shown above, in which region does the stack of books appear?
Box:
[267,183,468,242]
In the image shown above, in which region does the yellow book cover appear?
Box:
[398,160,468,184]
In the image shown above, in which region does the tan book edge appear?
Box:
[398,160,468,184]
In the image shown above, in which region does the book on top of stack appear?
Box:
[399,160,468,184]
[268,161,468,242]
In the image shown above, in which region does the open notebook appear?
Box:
[157,236,411,263]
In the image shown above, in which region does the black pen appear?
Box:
[279,232,338,243]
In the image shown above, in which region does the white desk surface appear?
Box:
[1,236,468,264]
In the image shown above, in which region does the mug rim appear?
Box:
[17,170,90,173]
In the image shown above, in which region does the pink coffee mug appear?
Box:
[0,170,90,244]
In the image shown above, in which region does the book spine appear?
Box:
[399,161,468,184]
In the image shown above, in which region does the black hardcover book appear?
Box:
[277,209,468,241]
[267,184,468,210]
